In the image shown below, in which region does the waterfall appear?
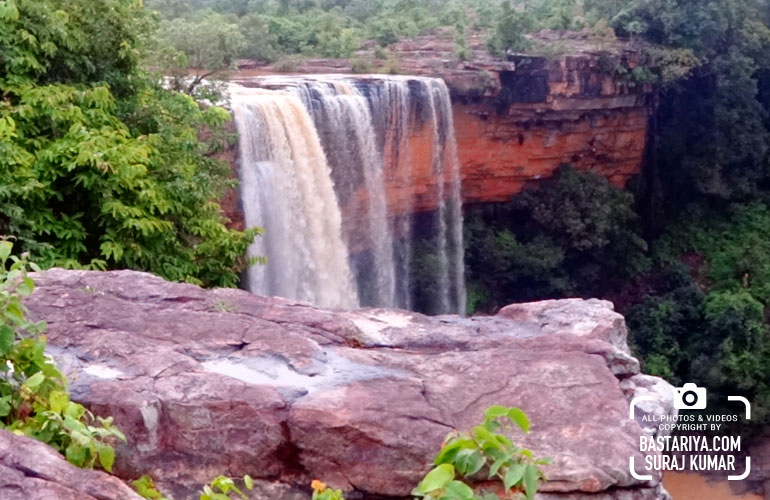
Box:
[232,75,466,315]
[231,86,358,309]
[293,80,398,308]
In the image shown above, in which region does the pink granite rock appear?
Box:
[24,269,672,500]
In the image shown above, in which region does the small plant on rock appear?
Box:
[200,475,255,500]
[311,479,347,500]
[133,475,171,500]
[413,405,550,500]
[0,240,125,470]
[309,405,548,500]
[135,473,256,500]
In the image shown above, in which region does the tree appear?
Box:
[0,0,257,287]
[238,13,280,62]
[596,0,770,203]
[487,1,534,55]
[156,11,246,93]
[464,166,647,312]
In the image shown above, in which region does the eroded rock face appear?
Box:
[25,269,672,500]
[231,29,651,224]
[0,429,143,500]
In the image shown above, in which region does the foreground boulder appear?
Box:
[25,269,673,500]
[0,429,142,500]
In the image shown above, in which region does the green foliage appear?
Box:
[487,2,534,55]
[200,475,255,500]
[464,166,647,312]
[349,56,373,74]
[238,14,281,62]
[0,241,125,469]
[133,475,171,500]
[0,0,154,94]
[529,0,586,31]
[414,406,549,500]
[454,25,471,61]
[311,480,346,500]
[154,10,246,91]
[1,0,259,287]
[627,202,770,425]
[134,473,256,500]
[592,0,770,202]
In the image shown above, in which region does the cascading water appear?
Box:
[293,80,398,308]
[232,75,466,315]
[231,86,358,309]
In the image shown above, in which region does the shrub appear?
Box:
[273,55,302,72]
[418,405,549,500]
[350,56,374,74]
[0,241,124,470]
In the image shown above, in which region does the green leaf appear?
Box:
[484,405,510,420]
[435,438,475,464]
[17,276,34,296]
[0,395,11,417]
[0,241,11,264]
[97,442,116,472]
[508,407,531,433]
[65,442,87,466]
[64,402,85,420]
[523,464,540,500]
[472,425,501,449]
[6,303,24,323]
[488,456,509,478]
[244,475,254,490]
[0,325,14,355]
[444,480,475,500]
[413,464,455,494]
[49,390,69,413]
[24,371,45,389]
[456,448,485,476]
[503,463,526,490]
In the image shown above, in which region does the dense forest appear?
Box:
[3,0,770,436]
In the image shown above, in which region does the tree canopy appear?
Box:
[0,0,257,287]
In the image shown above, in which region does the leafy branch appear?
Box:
[413,406,550,500]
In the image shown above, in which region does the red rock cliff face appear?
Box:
[380,30,652,211]
[341,59,651,219]
[229,32,653,223]
[453,57,650,206]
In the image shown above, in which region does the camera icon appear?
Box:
[674,383,707,410]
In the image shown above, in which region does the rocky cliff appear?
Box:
[22,269,674,500]
[230,29,652,219]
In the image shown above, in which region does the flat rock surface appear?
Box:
[24,269,672,499]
